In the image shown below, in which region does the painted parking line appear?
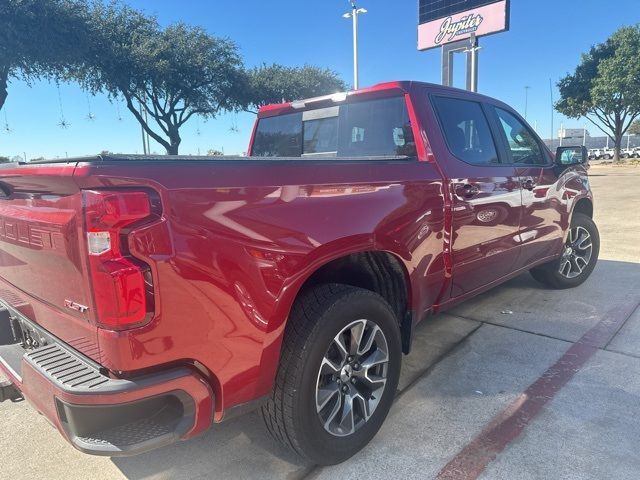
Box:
[437,298,640,480]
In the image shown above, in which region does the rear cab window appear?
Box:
[251,96,416,158]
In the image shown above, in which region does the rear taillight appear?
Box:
[83,190,154,330]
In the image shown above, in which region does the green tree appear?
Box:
[0,0,90,111]
[629,120,640,136]
[556,25,640,161]
[245,64,347,113]
[74,3,245,155]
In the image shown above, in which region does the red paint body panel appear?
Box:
[71,157,447,411]
[0,82,592,440]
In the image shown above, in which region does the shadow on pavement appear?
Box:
[113,411,310,480]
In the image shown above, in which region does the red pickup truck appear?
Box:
[0,81,598,465]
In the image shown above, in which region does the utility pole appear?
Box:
[524,86,531,120]
[343,1,367,89]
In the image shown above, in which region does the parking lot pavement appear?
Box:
[447,259,639,342]
[588,164,639,263]
[481,348,640,480]
[607,306,640,357]
[1,165,639,479]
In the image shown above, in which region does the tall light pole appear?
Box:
[549,78,554,146]
[343,1,367,90]
[524,86,531,120]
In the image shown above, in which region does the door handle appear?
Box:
[522,178,536,191]
[455,183,480,199]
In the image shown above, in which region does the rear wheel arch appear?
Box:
[301,251,410,319]
[295,251,413,353]
[251,248,413,413]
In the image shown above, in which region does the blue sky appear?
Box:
[1,0,638,159]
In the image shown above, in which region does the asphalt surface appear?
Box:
[1,164,639,480]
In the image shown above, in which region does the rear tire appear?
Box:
[530,213,599,289]
[261,283,401,465]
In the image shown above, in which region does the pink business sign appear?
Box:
[418,0,509,51]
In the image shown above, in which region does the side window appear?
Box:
[494,108,546,165]
[432,96,499,166]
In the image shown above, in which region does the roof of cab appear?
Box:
[257,80,503,117]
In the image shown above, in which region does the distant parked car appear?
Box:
[588,148,614,160]
[601,148,615,159]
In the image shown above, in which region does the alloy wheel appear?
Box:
[315,319,389,437]
[559,225,593,279]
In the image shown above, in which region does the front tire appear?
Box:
[261,284,401,465]
[530,212,599,289]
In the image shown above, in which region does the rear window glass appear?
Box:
[304,116,338,155]
[251,112,303,157]
[251,96,416,158]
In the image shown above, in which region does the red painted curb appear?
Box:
[437,299,640,480]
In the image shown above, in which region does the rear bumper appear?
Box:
[0,304,214,456]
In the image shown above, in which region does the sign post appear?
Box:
[466,34,480,92]
[441,34,479,92]
[441,39,469,87]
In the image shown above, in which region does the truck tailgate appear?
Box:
[0,163,99,360]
